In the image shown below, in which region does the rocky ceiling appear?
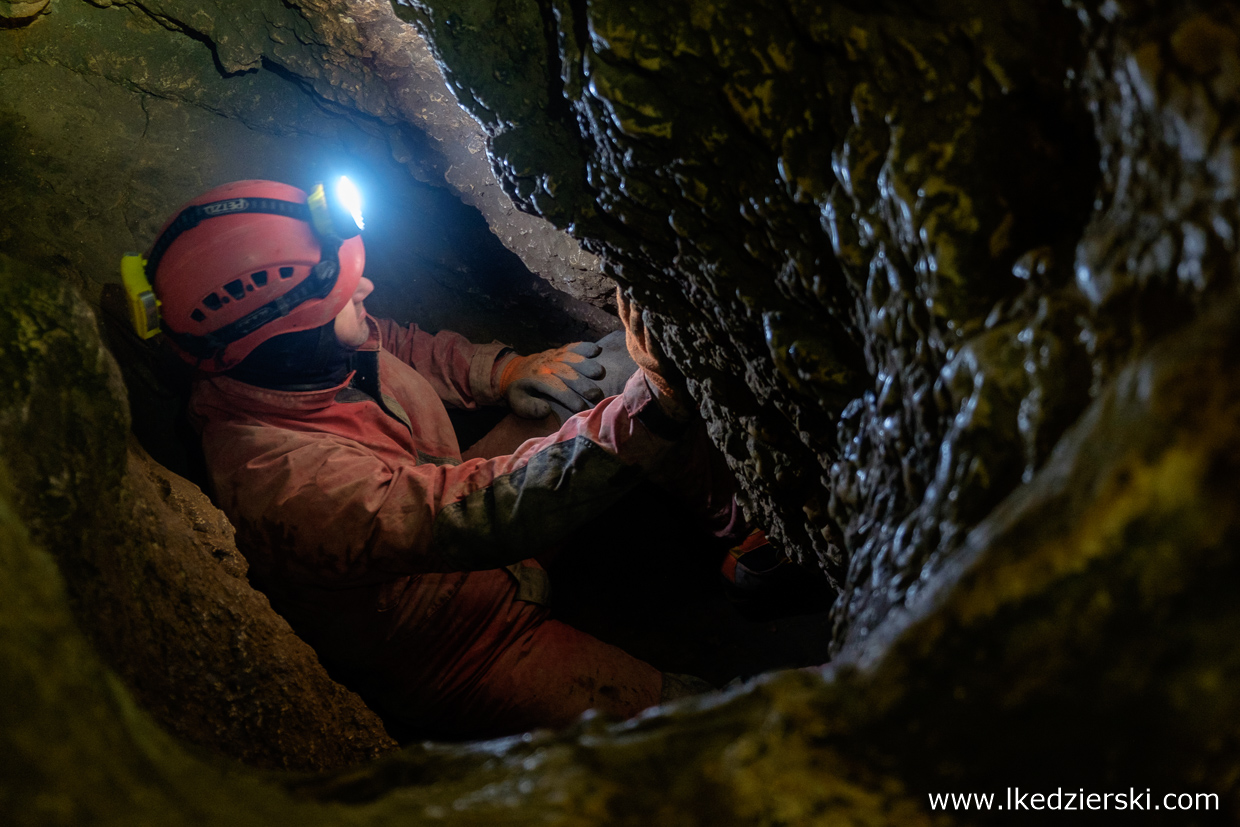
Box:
[3,0,1240,823]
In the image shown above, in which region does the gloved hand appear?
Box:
[616,288,693,422]
[498,342,607,419]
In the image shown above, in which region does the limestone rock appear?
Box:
[0,0,49,21]
[109,441,399,770]
[396,0,1240,656]
[0,253,396,771]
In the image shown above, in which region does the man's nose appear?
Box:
[356,277,374,301]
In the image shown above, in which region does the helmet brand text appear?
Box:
[202,199,250,216]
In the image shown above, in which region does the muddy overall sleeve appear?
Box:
[206,372,681,585]
[375,317,508,408]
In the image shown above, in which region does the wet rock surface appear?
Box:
[396,0,1237,655]
[401,0,1087,643]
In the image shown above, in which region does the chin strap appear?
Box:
[224,321,353,391]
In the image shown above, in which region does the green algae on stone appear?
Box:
[0,0,48,20]
[0,254,129,553]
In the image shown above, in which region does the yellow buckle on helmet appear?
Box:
[121,254,161,339]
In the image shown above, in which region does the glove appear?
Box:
[616,288,693,422]
[498,342,607,418]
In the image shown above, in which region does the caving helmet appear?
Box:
[121,178,366,372]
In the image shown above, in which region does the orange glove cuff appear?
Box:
[498,353,526,394]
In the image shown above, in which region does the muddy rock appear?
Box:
[0,0,48,21]
[0,253,396,770]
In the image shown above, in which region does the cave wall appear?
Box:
[0,253,399,770]
[396,0,1240,652]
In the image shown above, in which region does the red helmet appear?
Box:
[149,179,364,372]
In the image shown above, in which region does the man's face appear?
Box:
[333,276,374,348]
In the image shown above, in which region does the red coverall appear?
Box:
[190,315,690,737]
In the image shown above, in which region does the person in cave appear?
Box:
[124,178,783,738]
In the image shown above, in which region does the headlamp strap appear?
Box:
[145,197,313,282]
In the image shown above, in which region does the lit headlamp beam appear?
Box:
[336,175,364,232]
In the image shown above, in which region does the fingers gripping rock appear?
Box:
[616,288,694,422]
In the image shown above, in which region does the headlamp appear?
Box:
[336,176,364,232]
[308,175,364,240]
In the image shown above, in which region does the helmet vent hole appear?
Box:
[190,309,206,322]
[224,280,246,300]
[251,270,269,286]
[202,293,223,311]
[279,266,295,279]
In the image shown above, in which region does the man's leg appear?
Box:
[459,409,562,460]
[373,568,663,738]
